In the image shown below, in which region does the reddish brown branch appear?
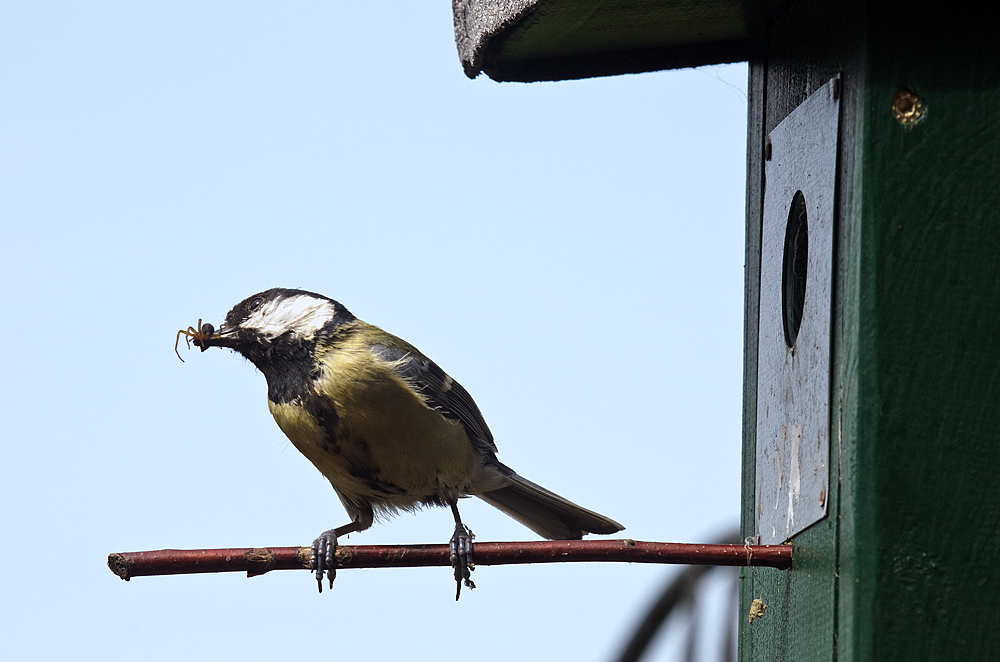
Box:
[108,539,790,581]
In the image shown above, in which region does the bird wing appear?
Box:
[371,343,498,455]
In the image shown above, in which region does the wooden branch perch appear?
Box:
[108,539,791,581]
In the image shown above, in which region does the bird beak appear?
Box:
[194,324,240,352]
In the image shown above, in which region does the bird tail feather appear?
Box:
[477,472,623,540]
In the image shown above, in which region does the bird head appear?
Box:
[195,288,355,369]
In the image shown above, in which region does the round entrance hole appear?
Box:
[782,191,808,347]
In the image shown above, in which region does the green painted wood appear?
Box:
[742,6,1000,661]
[844,20,1000,660]
[739,49,764,644]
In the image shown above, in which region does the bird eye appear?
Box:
[249,297,264,312]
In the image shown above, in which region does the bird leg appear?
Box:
[311,521,362,593]
[448,501,476,600]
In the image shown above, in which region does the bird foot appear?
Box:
[311,529,338,593]
[449,523,476,600]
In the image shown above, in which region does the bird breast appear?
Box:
[268,344,480,508]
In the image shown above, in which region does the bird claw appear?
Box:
[311,529,338,593]
[449,523,476,600]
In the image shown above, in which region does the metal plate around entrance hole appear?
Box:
[755,76,840,544]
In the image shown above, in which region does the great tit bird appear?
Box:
[191,288,623,598]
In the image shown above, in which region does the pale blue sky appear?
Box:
[0,3,747,660]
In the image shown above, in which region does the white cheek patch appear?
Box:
[243,295,336,340]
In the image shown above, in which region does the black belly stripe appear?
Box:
[299,387,342,456]
[338,435,407,496]
[363,476,408,497]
